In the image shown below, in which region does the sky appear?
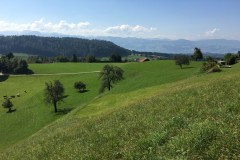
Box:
[0,0,239,40]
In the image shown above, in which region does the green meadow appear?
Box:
[1,60,240,159]
[29,62,125,74]
[0,62,110,150]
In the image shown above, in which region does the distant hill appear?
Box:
[1,34,238,57]
[96,37,240,54]
[0,35,130,57]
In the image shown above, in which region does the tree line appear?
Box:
[0,52,33,74]
[27,53,123,63]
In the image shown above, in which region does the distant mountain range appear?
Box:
[0,31,240,54]
[96,37,240,54]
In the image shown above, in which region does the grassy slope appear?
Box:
[2,61,240,159]
[0,63,123,150]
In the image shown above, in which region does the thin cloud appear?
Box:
[205,28,220,37]
[0,19,91,34]
[0,19,157,37]
[105,25,156,34]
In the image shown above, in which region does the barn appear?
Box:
[137,58,150,62]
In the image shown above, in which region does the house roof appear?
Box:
[138,58,150,62]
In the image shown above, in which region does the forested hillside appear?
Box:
[0,36,130,57]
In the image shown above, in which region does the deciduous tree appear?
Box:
[44,80,65,113]
[86,55,96,63]
[99,65,124,93]
[224,53,237,65]
[0,55,33,74]
[193,48,203,61]
[175,54,190,69]
[6,52,14,59]
[109,54,122,62]
[72,54,78,62]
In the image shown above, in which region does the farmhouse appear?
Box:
[217,60,231,68]
[217,60,226,65]
[137,58,150,62]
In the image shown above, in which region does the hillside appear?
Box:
[1,61,240,159]
[0,35,130,57]
[0,63,127,151]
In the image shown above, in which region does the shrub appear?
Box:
[2,98,14,113]
[201,61,221,73]
[209,66,221,73]
[74,81,86,92]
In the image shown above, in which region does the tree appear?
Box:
[55,55,69,62]
[193,48,203,61]
[224,53,237,65]
[236,51,240,61]
[2,98,13,113]
[44,80,65,113]
[14,60,31,74]
[109,54,122,62]
[99,65,124,93]
[86,55,96,63]
[74,81,86,92]
[0,56,12,73]
[0,55,33,74]
[72,54,78,62]
[6,52,14,59]
[175,54,190,69]
[205,56,215,62]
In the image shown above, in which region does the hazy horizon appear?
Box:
[0,0,240,40]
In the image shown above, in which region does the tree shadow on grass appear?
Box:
[62,95,69,99]
[6,109,16,113]
[56,108,73,115]
[0,75,9,82]
[181,66,195,69]
[78,90,89,93]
